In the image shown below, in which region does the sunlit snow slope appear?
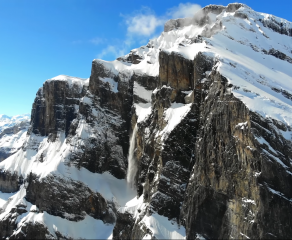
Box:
[0,114,30,161]
[0,3,292,239]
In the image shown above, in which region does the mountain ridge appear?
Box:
[0,114,30,162]
[0,2,292,239]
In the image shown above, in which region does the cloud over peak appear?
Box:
[97,2,202,60]
[126,13,164,37]
[168,3,201,19]
[124,3,201,38]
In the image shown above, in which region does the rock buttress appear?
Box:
[114,51,292,239]
[30,79,86,140]
[181,69,292,239]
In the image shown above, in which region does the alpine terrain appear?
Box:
[0,114,30,162]
[0,3,292,239]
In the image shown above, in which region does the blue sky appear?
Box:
[0,0,291,116]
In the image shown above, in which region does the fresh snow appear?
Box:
[0,114,30,160]
[0,186,113,240]
[15,212,114,239]
[142,213,186,239]
[134,82,152,102]
[156,102,192,141]
[91,3,292,141]
[134,103,152,123]
[119,195,186,239]
[1,3,292,239]
[0,128,28,152]
[100,77,118,93]
[46,75,89,90]
[0,114,30,134]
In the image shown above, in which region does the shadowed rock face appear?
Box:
[88,60,134,131]
[159,51,194,91]
[181,70,292,239]
[260,18,292,37]
[67,60,134,179]
[9,222,55,239]
[0,207,26,239]
[30,80,86,140]
[262,48,292,64]
[25,174,115,223]
[1,4,292,239]
[113,51,292,240]
[0,170,23,193]
[113,212,135,240]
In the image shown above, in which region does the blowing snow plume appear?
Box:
[127,124,138,188]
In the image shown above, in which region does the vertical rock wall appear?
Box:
[30,80,86,139]
[114,51,292,239]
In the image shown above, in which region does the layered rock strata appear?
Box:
[0,3,292,239]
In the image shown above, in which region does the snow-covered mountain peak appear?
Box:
[10,114,30,122]
[46,75,89,88]
[0,114,30,134]
[0,3,292,239]
[93,3,292,139]
[0,115,10,120]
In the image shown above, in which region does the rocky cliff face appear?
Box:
[0,3,292,239]
[30,76,87,139]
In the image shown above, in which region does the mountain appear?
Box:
[0,114,30,161]
[0,3,292,239]
[0,114,30,134]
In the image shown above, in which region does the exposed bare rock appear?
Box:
[159,51,193,90]
[30,76,87,140]
[0,170,22,193]
[262,48,292,63]
[1,3,292,239]
[25,174,115,223]
[9,222,55,239]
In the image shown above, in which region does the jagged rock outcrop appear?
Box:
[114,33,292,240]
[1,3,292,239]
[25,174,115,223]
[179,68,292,239]
[0,206,28,239]
[68,61,134,179]
[30,76,87,139]
[0,170,23,193]
[159,51,193,90]
[164,4,226,32]
[9,222,55,239]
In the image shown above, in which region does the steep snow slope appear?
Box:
[0,3,292,239]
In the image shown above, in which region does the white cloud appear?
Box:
[97,3,201,60]
[124,3,201,38]
[168,3,201,19]
[126,13,164,37]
